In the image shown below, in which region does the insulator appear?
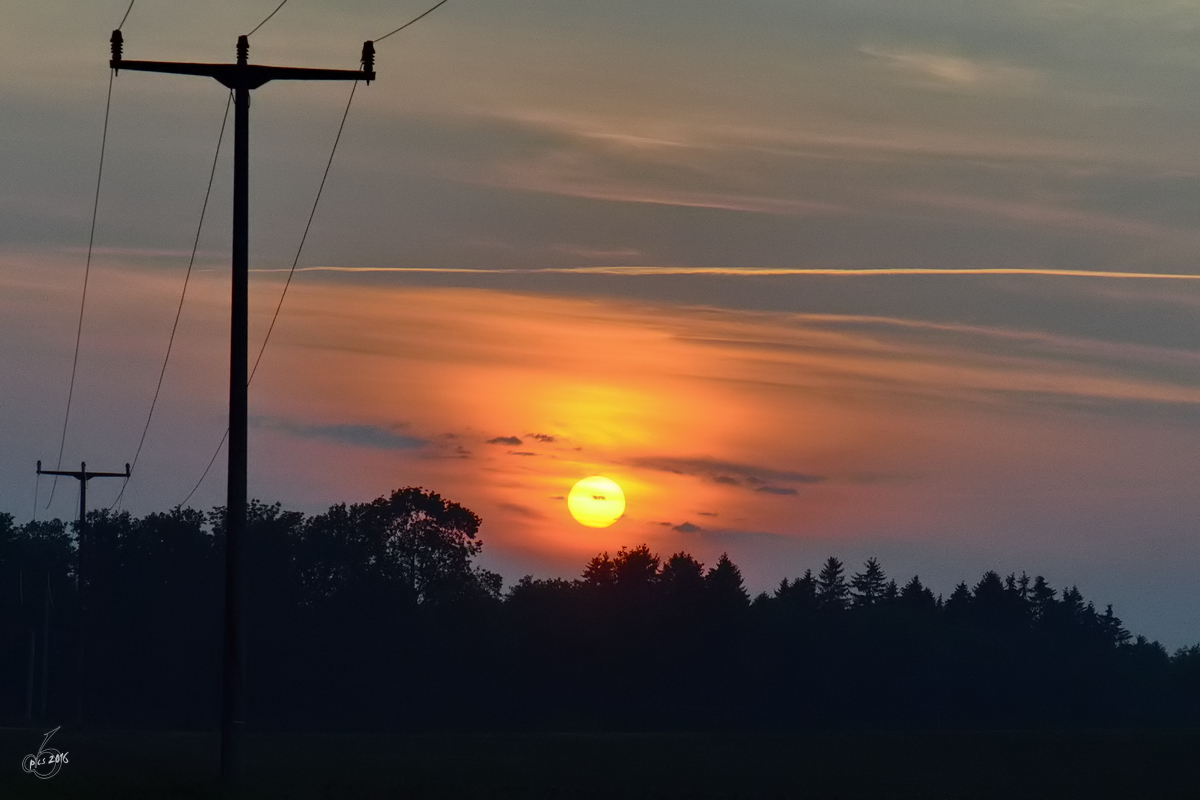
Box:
[362,40,375,82]
[237,35,249,64]
[110,29,124,68]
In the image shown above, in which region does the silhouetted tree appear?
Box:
[775,569,818,611]
[613,544,660,591]
[300,487,498,607]
[1030,575,1056,623]
[944,581,971,621]
[6,495,1199,734]
[816,557,849,610]
[850,557,887,608]
[661,552,706,602]
[1100,604,1131,648]
[581,551,617,588]
[705,553,750,609]
[971,570,1016,626]
[899,575,937,611]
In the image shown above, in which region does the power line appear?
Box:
[117,0,136,30]
[180,79,358,508]
[250,81,358,384]
[47,70,116,510]
[375,0,453,42]
[110,91,233,511]
[246,0,289,37]
[180,429,226,508]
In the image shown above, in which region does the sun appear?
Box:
[567,476,626,528]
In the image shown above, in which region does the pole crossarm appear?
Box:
[110,31,375,89]
[36,462,131,481]
[111,60,373,89]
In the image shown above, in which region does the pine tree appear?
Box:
[1101,604,1131,648]
[899,575,936,610]
[816,557,849,610]
[581,551,616,587]
[705,552,750,609]
[661,551,705,599]
[945,581,971,621]
[1030,575,1056,623]
[613,544,660,588]
[775,570,818,611]
[850,557,887,608]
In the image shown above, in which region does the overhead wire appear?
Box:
[180,80,358,507]
[180,430,227,508]
[46,69,116,511]
[110,91,234,511]
[116,0,136,30]
[46,0,138,513]
[246,0,289,37]
[374,0,453,42]
[250,81,357,385]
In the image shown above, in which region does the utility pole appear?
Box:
[36,460,130,724]
[41,573,51,721]
[108,31,374,782]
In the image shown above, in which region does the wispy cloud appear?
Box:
[487,436,523,445]
[860,45,1043,96]
[251,416,428,451]
[630,456,825,489]
[895,190,1200,244]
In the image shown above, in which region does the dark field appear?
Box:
[1,727,1198,799]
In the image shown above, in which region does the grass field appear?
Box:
[1,727,1198,799]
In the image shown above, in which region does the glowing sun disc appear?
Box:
[568,476,626,528]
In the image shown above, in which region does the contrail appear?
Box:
[249,265,1200,280]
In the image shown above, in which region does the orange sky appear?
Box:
[6,254,1200,644]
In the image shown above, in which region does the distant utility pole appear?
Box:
[36,460,130,724]
[109,31,374,782]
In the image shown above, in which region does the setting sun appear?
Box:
[567,476,626,528]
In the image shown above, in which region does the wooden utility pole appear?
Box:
[109,31,374,782]
[36,460,130,724]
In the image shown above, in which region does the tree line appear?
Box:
[1,487,1198,731]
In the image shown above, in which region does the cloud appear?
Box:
[510,451,537,456]
[630,456,825,490]
[499,502,545,520]
[756,486,799,496]
[528,433,557,442]
[251,417,428,451]
[673,522,702,533]
[428,111,846,218]
[487,436,523,445]
[860,45,1043,96]
[697,511,718,517]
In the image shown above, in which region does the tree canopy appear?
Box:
[0,493,1197,732]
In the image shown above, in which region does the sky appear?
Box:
[4,0,1200,646]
